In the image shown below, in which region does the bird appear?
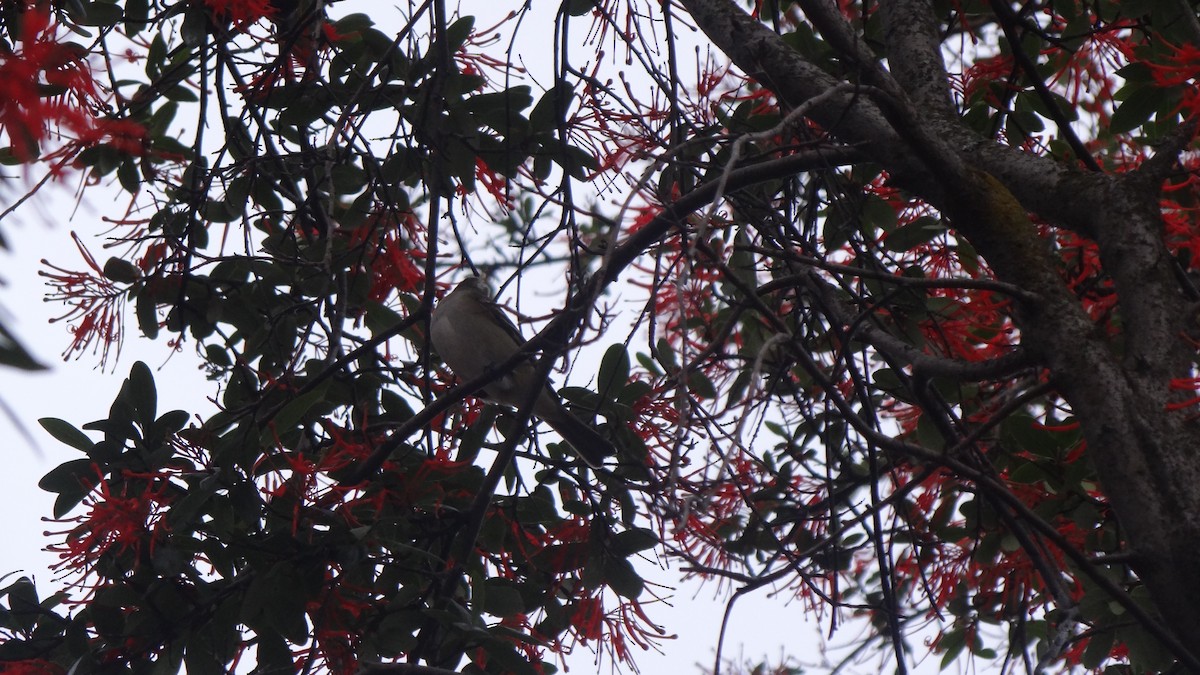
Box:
[429,276,616,467]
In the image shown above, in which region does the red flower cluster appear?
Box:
[1146,41,1200,122]
[198,0,274,30]
[46,467,173,593]
[40,233,126,367]
[0,7,145,162]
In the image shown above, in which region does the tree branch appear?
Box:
[879,0,958,118]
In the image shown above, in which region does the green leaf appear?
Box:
[597,344,630,400]
[151,135,193,162]
[1006,108,1044,143]
[479,635,541,675]
[73,0,124,26]
[126,361,158,432]
[1109,84,1165,135]
[456,407,497,465]
[117,159,140,194]
[558,144,599,180]
[1007,461,1046,485]
[530,82,572,132]
[938,627,966,669]
[1019,90,1077,123]
[146,32,166,78]
[163,82,198,102]
[1000,412,1079,460]
[442,16,475,54]
[883,216,945,252]
[611,528,660,556]
[272,381,331,433]
[124,0,150,34]
[4,577,39,632]
[822,202,855,250]
[687,370,717,399]
[331,162,368,195]
[635,351,662,376]
[184,639,226,675]
[465,86,534,132]
[252,630,293,673]
[1120,621,1173,671]
[180,6,209,48]
[603,557,644,599]
[153,409,191,438]
[135,289,160,340]
[370,611,421,656]
[380,148,420,184]
[565,0,597,16]
[39,459,96,517]
[481,580,526,618]
[166,474,219,528]
[39,418,95,453]
[1081,627,1115,669]
[103,256,142,283]
[333,13,375,35]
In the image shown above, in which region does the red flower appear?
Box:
[0,9,94,158]
[40,233,126,367]
[46,467,173,588]
[0,660,65,675]
[0,7,145,165]
[1145,40,1200,122]
[199,0,274,29]
[570,595,604,640]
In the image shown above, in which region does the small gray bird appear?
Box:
[429,276,615,467]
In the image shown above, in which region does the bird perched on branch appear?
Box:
[429,276,615,467]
